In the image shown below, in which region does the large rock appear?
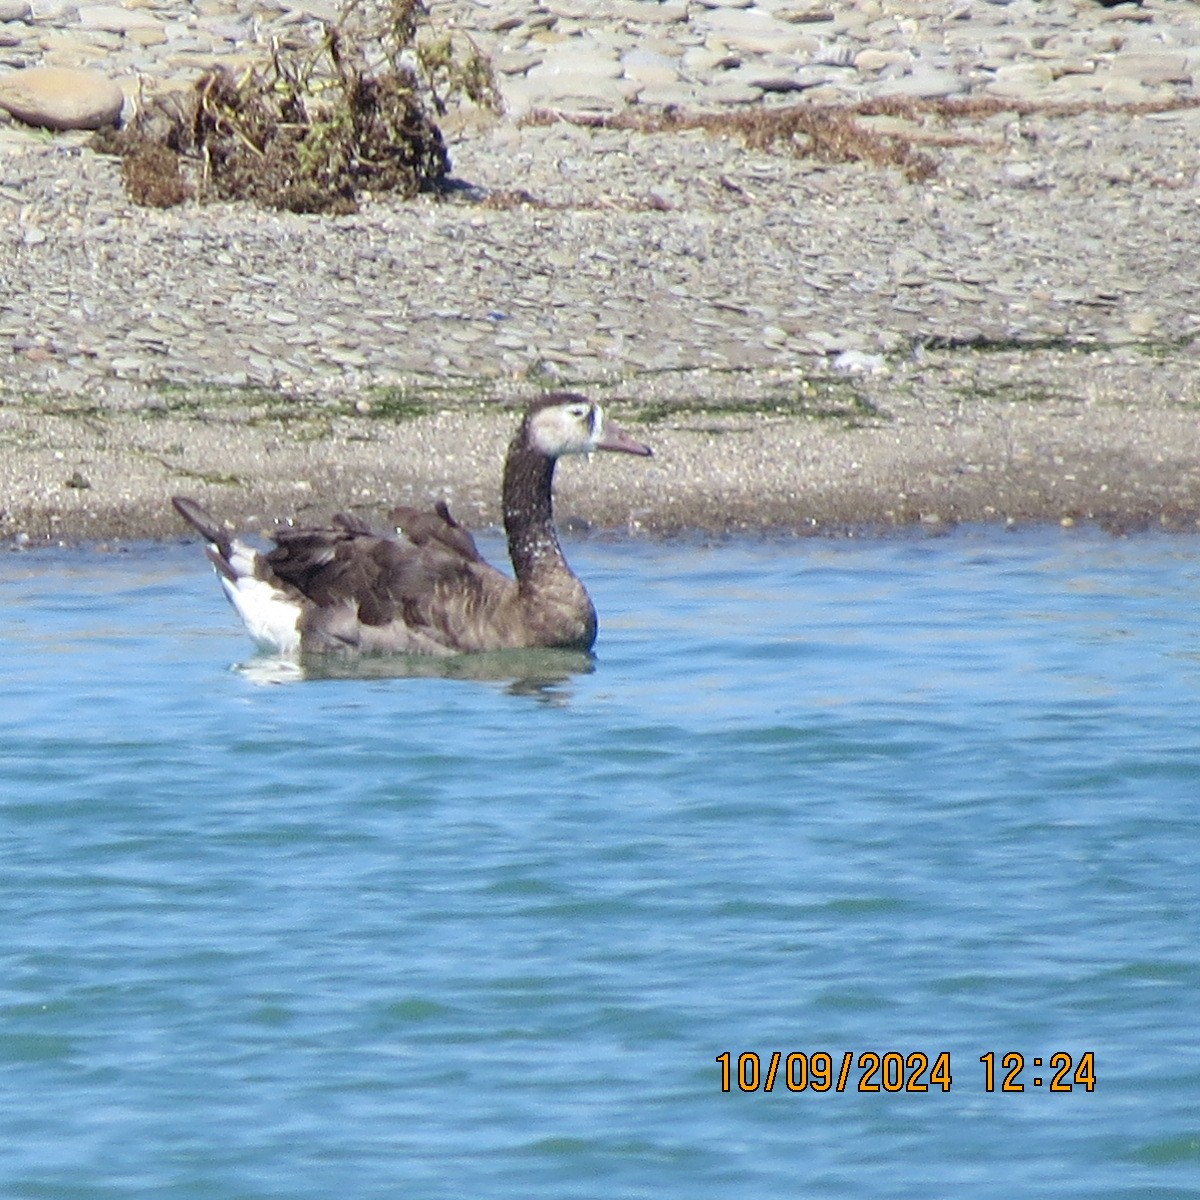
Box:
[0,1,31,22]
[0,67,124,130]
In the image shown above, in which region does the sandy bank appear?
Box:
[4,345,1200,546]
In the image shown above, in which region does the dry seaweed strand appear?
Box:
[523,94,1200,184]
[522,103,938,182]
[120,142,194,207]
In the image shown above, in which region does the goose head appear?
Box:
[523,393,653,460]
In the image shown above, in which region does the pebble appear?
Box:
[0,65,123,129]
[1,0,1200,402]
[75,5,163,34]
[0,0,1189,121]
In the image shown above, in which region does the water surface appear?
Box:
[1,529,1197,1198]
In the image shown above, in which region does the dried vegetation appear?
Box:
[528,104,937,182]
[526,93,1200,184]
[96,0,499,213]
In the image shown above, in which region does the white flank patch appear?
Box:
[214,539,302,656]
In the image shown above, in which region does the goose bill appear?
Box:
[596,421,653,457]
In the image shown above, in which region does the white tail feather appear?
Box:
[214,539,302,656]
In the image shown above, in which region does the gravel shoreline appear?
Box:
[6,344,1200,544]
[4,1,1200,544]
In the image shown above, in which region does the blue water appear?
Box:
[1,529,1198,1199]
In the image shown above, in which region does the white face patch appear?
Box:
[531,401,598,458]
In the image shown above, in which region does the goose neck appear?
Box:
[503,437,566,583]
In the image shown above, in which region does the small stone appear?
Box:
[621,49,679,86]
[1094,4,1153,22]
[708,80,764,105]
[1099,76,1150,102]
[76,5,162,33]
[525,44,623,83]
[126,25,168,48]
[109,356,147,374]
[984,61,1054,99]
[877,67,965,99]
[696,8,815,55]
[633,82,703,107]
[487,13,523,33]
[612,1,687,24]
[1004,161,1039,184]
[546,0,606,16]
[855,48,909,73]
[492,49,542,76]
[0,0,31,20]
[275,0,340,20]
[777,6,835,22]
[0,66,123,130]
[323,347,369,367]
[833,349,887,374]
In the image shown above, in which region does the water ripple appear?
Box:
[1,531,1198,1198]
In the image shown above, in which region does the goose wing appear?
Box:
[265,512,516,654]
[389,500,485,563]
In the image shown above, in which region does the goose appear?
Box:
[172,393,652,657]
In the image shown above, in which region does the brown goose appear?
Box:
[172,393,652,656]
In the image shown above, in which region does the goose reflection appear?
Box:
[234,645,595,704]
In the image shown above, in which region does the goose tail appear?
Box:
[172,496,237,580]
[172,496,302,655]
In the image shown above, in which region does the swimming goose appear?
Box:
[172,393,652,656]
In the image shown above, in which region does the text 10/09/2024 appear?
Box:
[716,1051,1096,1094]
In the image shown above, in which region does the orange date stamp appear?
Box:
[716,1050,1096,1093]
